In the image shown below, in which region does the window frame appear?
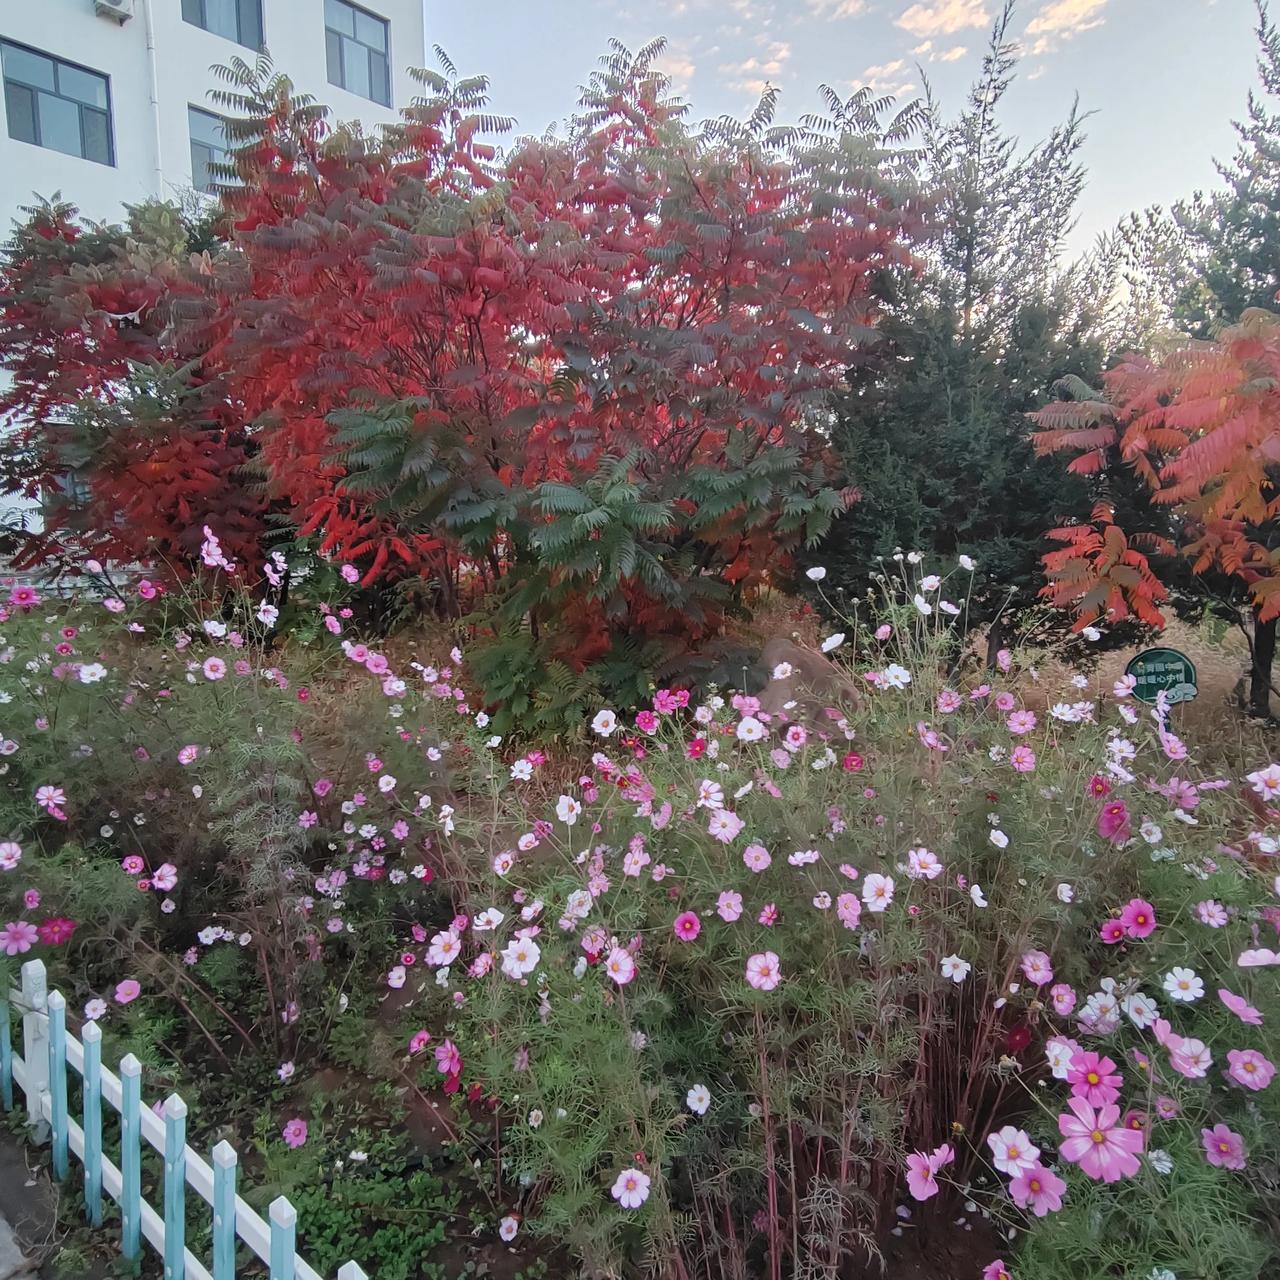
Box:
[181,0,265,51]
[0,38,114,167]
[324,0,392,108]
[188,104,232,194]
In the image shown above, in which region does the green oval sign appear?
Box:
[1125,647,1198,706]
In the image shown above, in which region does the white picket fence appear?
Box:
[2,959,369,1279]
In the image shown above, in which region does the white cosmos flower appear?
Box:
[686,1084,711,1115]
[820,633,845,653]
[736,716,766,742]
[591,709,617,736]
[501,937,541,979]
[806,566,827,581]
[555,794,582,825]
[970,884,988,907]
[958,554,976,571]
[1056,883,1074,903]
[940,954,971,982]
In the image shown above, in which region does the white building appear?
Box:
[0,0,427,230]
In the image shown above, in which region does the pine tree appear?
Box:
[815,3,1108,657]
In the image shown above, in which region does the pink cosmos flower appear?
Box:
[434,1039,462,1077]
[716,891,743,922]
[836,892,861,930]
[982,1263,1012,1280]
[1168,1037,1212,1079]
[0,921,38,956]
[1007,1162,1067,1217]
[121,855,145,875]
[1006,709,1037,735]
[634,710,658,734]
[1196,900,1228,927]
[1226,1048,1275,1091]
[1096,801,1131,843]
[1058,1098,1143,1182]
[708,810,744,843]
[177,744,200,765]
[1067,1052,1122,1107]
[611,1167,651,1209]
[1010,745,1036,772]
[1201,1123,1246,1170]
[1049,983,1076,1015]
[1219,988,1263,1025]
[202,656,227,681]
[672,912,701,942]
[905,1142,954,1201]
[746,951,781,991]
[281,1118,308,1149]
[114,979,141,1005]
[743,844,771,872]
[1118,898,1157,939]
[1020,950,1053,986]
[605,946,636,986]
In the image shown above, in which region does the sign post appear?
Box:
[1124,647,1199,706]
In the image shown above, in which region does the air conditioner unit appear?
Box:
[94,0,134,21]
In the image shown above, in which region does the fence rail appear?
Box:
[1,958,368,1279]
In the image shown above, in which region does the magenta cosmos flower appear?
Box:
[905,1142,954,1201]
[281,1118,308,1149]
[982,1262,1012,1280]
[1118,898,1157,939]
[672,912,701,943]
[1201,1123,1246,1170]
[1096,800,1131,842]
[1067,1051,1123,1108]
[1058,1098,1143,1182]
[1226,1048,1275,1091]
[114,979,141,1004]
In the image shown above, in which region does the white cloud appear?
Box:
[654,47,698,95]
[806,0,870,16]
[854,58,916,96]
[911,38,969,62]
[896,0,991,38]
[1025,0,1110,54]
[721,39,791,92]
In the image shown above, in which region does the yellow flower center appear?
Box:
[1090,1130,1105,1144]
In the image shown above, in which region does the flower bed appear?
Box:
[1,545,1277,1280]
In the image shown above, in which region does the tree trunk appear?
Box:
[1251,608,1276,720]
[985,615,1008,671]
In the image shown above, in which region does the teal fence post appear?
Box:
[119,1054,142,1260]
[337,1263,371,1280]
[163,1095,187,1280]
[211,1140,237,1280]
[269,1196,297,1280]
[81,1021,102,1225]
[20,959,48,1140]
[46,991,68,1180]
[0,996,12,1112]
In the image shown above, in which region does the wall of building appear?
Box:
[0,0,426,229]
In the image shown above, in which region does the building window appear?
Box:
[181,0,264,50]
[1,41,113,166]
[325,0,390,106]
[189,106,231,193]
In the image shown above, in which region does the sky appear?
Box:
[424,0,1261,259]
